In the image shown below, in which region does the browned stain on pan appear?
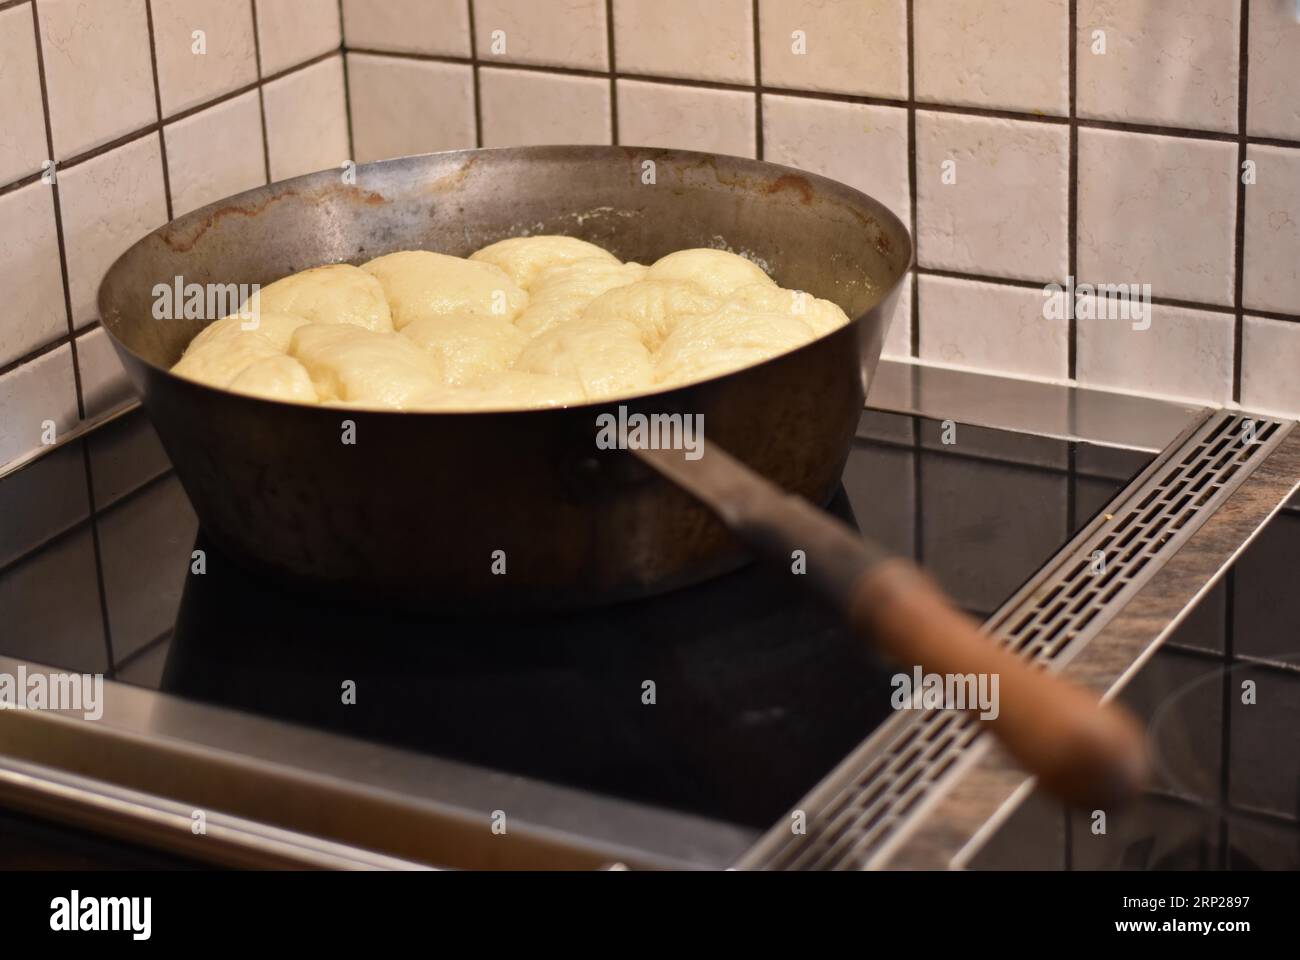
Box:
[161,186,388,253]
[422,154,480,194]
[161,190,299,252]
[762,173,815,204]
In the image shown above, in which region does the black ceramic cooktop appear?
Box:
[1,407,1158,832]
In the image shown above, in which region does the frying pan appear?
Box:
[98,146,1145,808]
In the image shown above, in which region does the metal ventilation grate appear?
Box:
[738,411,1292,871]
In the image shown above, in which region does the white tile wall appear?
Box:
[262,55,350,180]
[38,0,157,159]
[613,0,754,84]
[0,2,46,184]
[916,113,1070,282]
[341,0,471,57]
[618,80,755,157]
[152,0,258,117]
[1243,144,1300,315]
[1078,128,1237,307]
[1248,0,1300,140]
[915,0,1070,116]
[758,0,907,100]
[1076,301,1234,405]
[479,67,610,147]
[254,0,341,76]
[0,0,350,471]
[1241,316,1300,417]
[0,182,65,366]
[761,95,909,223]
[475,0,608,71]
[58,133,169,327]
[4,1,1300,474]
[919,275,1069,381]
[347,54,475,163]
[0,344,77,466]
[1077,0,1240,134]
[164,91,266,216]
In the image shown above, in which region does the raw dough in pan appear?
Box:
[188,311,312,353]
[644,248,776,299]
[245,264,393,332]
[362,250,528,330]
[514,317,654,399]
[469,236,620,290]
[400,313,527,386]
[512,258,648,337]
[581,279,721,349]
[169,237,851,410]
[227,355,319,404]
[289,323,444,408]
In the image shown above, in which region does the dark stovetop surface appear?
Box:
[0,407,1156,833]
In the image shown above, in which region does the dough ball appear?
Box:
[645,249,776,299]
[227,355,319,404]
[172,330,283,388]
[655,303,815,387]
[400,314,527,386]
[724,283,851,337]
[515,318,654,400]
[409,370,586,411]
[513,259,648,337]
[246,264,393,332]
[290,323,444,407]
[189,311,312,353]
[581,279,721,350]
[469,236,620,290]
[362,250,527,330]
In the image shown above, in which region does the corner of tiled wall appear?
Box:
[0,0,350,469]
[338,0,1298,420]
[4,0,1299,473]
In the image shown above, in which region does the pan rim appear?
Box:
[95,144,913,418]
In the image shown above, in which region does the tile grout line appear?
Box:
[26,0,84,422]
[466,0,483,148]
[751,0,763,159]
[1232,0,1250,405]
[337,0,356,161]
[250,0,273,184]
[906,0,919,359]
[1067,0,1078,381]
[606,0,618,144]
[79,439,117,676]
[143,0,175,222]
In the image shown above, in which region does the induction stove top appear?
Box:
[0,405,1148,829]
[2,385,1297,871]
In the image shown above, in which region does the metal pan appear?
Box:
[98,147,1145,807]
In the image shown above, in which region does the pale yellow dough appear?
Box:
[469,236,620,290]
[169,239,851,409]
[362,250,527,330]
[228,355,319,404]
[645,248,777,298]
[245,264,393,332]
[289,323,443,408]
[400,314,526,386]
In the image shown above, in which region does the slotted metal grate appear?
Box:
[738,411,1293,871]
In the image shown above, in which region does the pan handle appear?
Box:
[633,443,1148,810]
